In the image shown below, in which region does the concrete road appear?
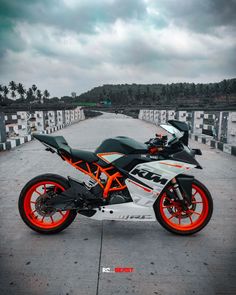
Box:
[0,112,235,295]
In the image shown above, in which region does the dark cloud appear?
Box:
[0,0,235,96]
[0,0,147,57]
[153,0,236,33]
[0,0,147,33]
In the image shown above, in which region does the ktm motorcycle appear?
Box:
[18,120,213,235]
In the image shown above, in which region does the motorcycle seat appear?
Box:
[70,149,99,163]
[33,134,99,163]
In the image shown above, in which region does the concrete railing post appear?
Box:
[0,112,7,143]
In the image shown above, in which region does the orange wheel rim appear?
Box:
[160,184,209,231]
[24,181,70,229]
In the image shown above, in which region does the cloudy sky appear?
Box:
[0,0,236,97]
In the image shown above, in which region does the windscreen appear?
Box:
[160,124,183,139]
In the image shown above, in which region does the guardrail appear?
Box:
[0,107,85,151]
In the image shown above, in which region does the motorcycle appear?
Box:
[18,120,213,235]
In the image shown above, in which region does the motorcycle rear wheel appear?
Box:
[155,179,213,235]
[18,174,77,234]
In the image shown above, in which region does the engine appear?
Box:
[84,175,132,205]
[109,189,132,205]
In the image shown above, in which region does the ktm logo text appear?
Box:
[131,168,168,185]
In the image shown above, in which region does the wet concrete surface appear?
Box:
[0,112,235,295]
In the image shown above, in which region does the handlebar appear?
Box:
[145,134,168,147]
[145,134,202,158]
[145,134,168,154]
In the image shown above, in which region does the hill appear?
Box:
[77,78,236,108]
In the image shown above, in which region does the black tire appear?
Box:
[18,174,77,234]
[154,179,213,235]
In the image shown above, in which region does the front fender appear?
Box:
[176,174,194,204]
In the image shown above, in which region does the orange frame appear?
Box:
[62,156,126,198]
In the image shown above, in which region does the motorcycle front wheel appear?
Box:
[155,179,213,235]
[18,174,77,234]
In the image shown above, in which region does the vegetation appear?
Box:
[1,78,236,109]
[77,78,236,107]
[83,109,103,118]
[0,81,50,106]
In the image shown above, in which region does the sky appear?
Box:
[0,0,236,97]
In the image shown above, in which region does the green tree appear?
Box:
[9,81,17,100]
[190,83,196,96]
[0,85,3,101]
[43,89,50,100]
[36,89,42,103]
[183,84,190,97]
[32,84,37,93]
[32,84,37,100]
[11,91,16,99]
[0,85,4,103]
[26,88,34,101]
[9,81,17,91]
[136,86,142,104]
[214,83,220,95]
[3,85,9,99]
[197,83,203,96]
[179,83,184,97]
[17,83,26,99]
[161,85,166,98]
[128,87,133,104]
[204,84,210,97]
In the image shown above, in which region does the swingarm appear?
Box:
[45,177,104,210]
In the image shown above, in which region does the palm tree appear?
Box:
[32,84,37,92]
[36,89,42,103]
[17,83,26,100]
[9,81,17,91]
[8,81,17,100]
[3,86,9,99]
[32,84,37,95]
[26,88,33,101]
[43,89,50,101]
[0,85,3,103]
[11,91,16,100]
[31,84,37,101]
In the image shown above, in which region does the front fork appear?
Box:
[171,178,191,209]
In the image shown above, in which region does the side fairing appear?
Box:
[126,160,196,206]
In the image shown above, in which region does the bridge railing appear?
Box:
[0,107,85,151]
